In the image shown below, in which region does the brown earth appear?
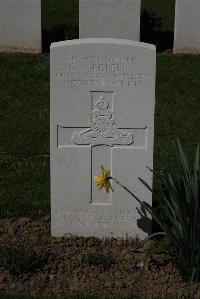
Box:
[0,216,200,298]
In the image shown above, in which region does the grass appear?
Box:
[0,242,48,276]
[0,157,49,218]
[141,0,175,32]
[41,0,78,51]
[42,0,78,35]
[0,52,200,218]
[0,53,50,217]
[0,53,49,157]
[155,54,200,170]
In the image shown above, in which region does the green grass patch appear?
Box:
[85,253,115,269]
[155,54,200,170]
[0,242,48,276]
[0,53,200,218]
[141,0,175,32]
[0,157,49,218]
[41,0,78,51]
[0,53,49,157]
[42,0,78,35]
[141,0,175,51]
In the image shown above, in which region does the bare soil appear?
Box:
[0,216,200,298]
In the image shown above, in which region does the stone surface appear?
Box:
[50,38,156,239]
[173,0,200,53]
[0,0,41,53]
[79,0,140,40]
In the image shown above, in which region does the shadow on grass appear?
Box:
[140,9,174,52]
[42,25,78,53]
[41,0,78,52]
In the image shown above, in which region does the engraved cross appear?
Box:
[57,91,147,206]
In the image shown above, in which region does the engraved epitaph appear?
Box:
[51,39,156,239]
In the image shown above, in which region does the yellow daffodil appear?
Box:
[94,165,114,193]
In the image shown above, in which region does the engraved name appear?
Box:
[56,55,153,89]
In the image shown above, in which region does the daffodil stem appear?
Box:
[109,177,167,234]
[110,176,144,206]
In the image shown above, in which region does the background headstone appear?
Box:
[79,0,141,40]
[0,0,41,53]
[51,38,156,239]
[173,0,200,53]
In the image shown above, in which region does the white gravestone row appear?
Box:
[173,0,200,53]
[50,39,156,239]
[81,0,200,54]
[0,0,41,53]
[79,0,141,41]
[1,0,200,55]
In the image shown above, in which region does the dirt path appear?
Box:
[0,216,200,298]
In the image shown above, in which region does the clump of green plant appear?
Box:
[0,242,48,276]
[146,236,174,263]
[142,140,200,284]
[95,139,200,285]
[85,237,100,246]
[85,253,115,269]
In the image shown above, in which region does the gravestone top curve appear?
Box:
[50,38,155,50]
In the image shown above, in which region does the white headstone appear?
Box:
[51,38,156,239]
[0,0,41,53]
[79,0,141,40]
[173,0,200,53]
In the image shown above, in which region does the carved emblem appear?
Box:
[71,96,134,146]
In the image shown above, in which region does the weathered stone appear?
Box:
[79,0,141,40]
[50,38,156,239]
[174,0,200,53]
[0,0,41,53]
